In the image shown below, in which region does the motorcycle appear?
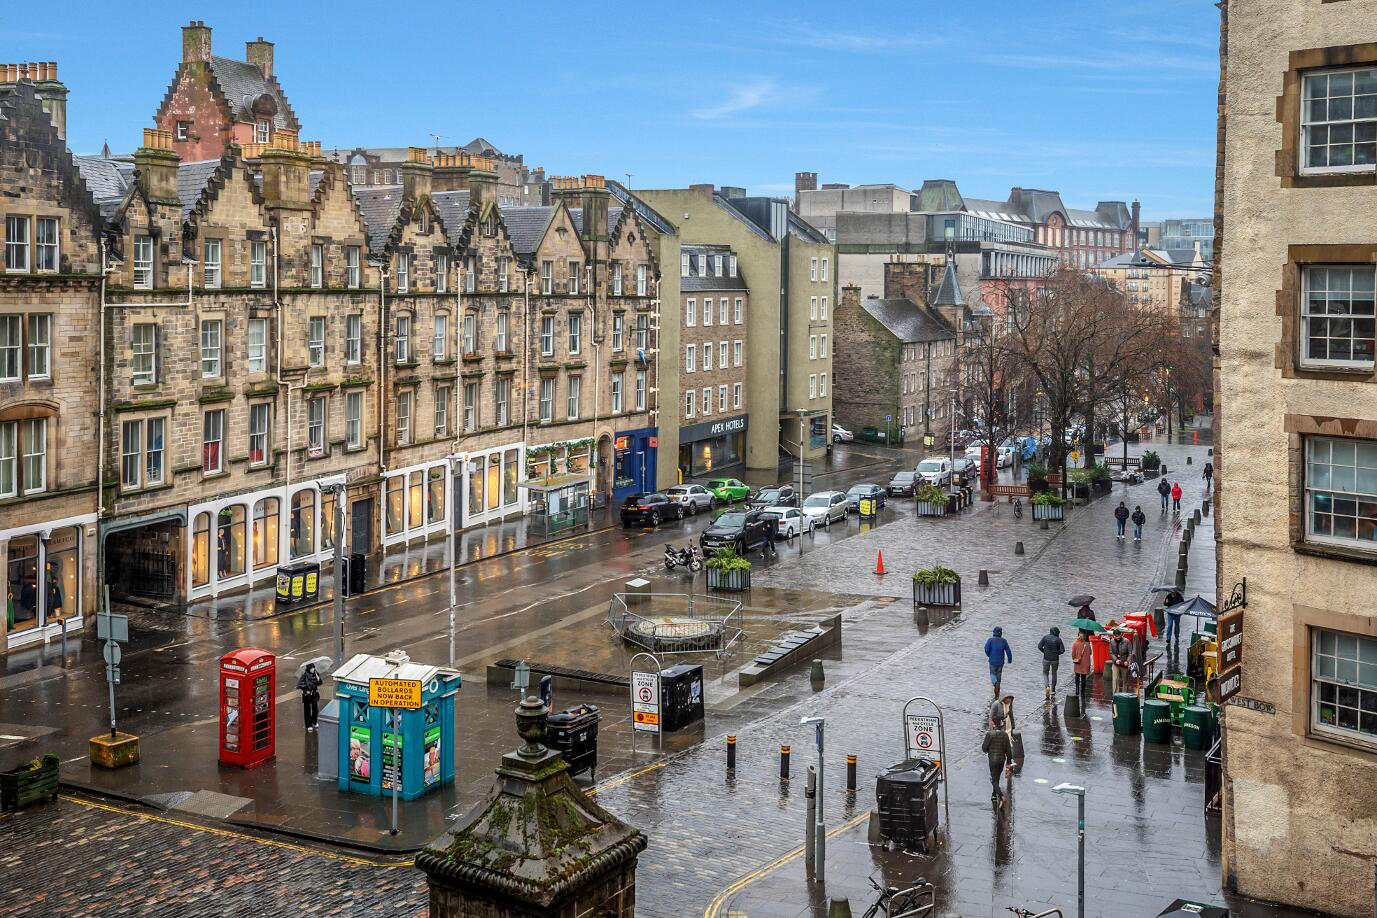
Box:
[664,543,703,573]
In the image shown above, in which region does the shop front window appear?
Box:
[468,458,484,516]
[217,505,247,578]
[386,477,404,534]
[427,466,446,525]
[321,490,337,550]
[192,512,210,587]
[504,449,519,506]
[44,527,78,625]
[568,446,590,475]
[487,454,501,511]
[408,471,424,530]
[291,490,316,559]
[5,535,38,633]
[253,498,279,569]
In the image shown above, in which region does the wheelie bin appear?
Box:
[1142,698,1173,744]
[546,704,600,779]
[1112,692,1141,735]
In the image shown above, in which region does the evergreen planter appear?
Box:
[1,755,58,811]
[913,579,961,608]
[1092,479,1113,496]
[1072,483,1091,501]
[706,567,750,592]
[915,500,946,518]
[1032,502,1065,521]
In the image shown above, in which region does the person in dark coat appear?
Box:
[1114,502,1130,541]
[1037,626,1066,699]
[297,663,322,731]
[982,719,1013,804]
[984,627,1013,699]
[1109,632,1133,695]
[1202,461,1214,492]
[1130,505,1147,542]
[1157,477,1171,512]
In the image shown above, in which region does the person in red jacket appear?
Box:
[1170,481,1182,513]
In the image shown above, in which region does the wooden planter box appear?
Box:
[1032,502,1066,521]
[1072,483,1091,501]
[1,754,59,811]
[1092,479,1112,496]
[913,579,961,608]
[915,500,946,518]
[706,567,751,592]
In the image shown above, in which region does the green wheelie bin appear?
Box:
[1142,698,1173,744]
[1182,704,1213,750]
[1112,692,1140,735]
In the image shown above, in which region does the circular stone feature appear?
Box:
[625,616,723,650]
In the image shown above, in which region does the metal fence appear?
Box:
[606,591,744,656]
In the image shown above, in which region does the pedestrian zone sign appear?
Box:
[631,670,660,734]
[906,714,940,759]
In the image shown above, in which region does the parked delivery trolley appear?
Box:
[332,651,461,800]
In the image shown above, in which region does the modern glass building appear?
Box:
[1159,218,1214,261]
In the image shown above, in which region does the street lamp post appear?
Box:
[1053,782,1087,918]
[801,716,825,885]
[447,456,462,668]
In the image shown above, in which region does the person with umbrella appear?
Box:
[1068,594,1096,622]
[1071,628,1094,698]
[1163,588,1185,644]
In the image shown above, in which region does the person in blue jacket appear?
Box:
[984,626,1013,699]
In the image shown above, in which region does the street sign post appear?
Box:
[901,696,950,826]
[629,652,662,753]
[99,587,127,739]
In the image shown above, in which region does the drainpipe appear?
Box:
[378,266,389,476]
[586,263,600,506]
[451,254,463,529]
[521,270,530,465]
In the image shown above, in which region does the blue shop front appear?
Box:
[612,426,657,503]
[332,651,461,800]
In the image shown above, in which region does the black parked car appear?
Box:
[749,485,798,509]
[887,470,919,497]
[620,492,683,527]
[700,509,772,556]
[845,483,886,512]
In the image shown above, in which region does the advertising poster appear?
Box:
[382,731,402,791]
[423,726,441,787]
[349,725,371,782]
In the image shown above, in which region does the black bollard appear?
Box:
[780,745,791,781]
[1041,519,1050,530]
[727,735,736,771]
[847,754,857,793]
[1015,541,1025,555]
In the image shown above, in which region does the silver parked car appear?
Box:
[801,491,849,528]
[664,484,715,515]
[761,506,813,539]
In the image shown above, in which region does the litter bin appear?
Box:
[1142,698,1172,744]
[1112,692,1140,735]
[875,757,941,854]
[659,663,705,732]
[276,562,321,606]
[316,699,339,781]
[1182,705,1212,750]
[1089,634,1110,674]
[546,703,600,779]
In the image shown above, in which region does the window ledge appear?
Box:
[394,360,419,369]
[1293,540,1377,567]
[202,470,229,481]
[1302,731,1377,763]
[435,357,457,366]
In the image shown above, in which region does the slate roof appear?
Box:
[860,296,955,344]
[916,180,964,213]
[681,244,747,291]
[208,56,295,130]
[788,211,830,244]
[1186,283,1213,309]
[430,190,472,237]
[177,159,221,221]
[931,259,965,307]
[74,155,132,218]
[1097,247,1210,270]
[607,182,676,235]
[308,169,324,200]
[351,185,404,254]
[568,206,622,237]
[919,183,1131,230]
[501,206,555,257]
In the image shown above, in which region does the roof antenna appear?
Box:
[429,132,445,154]
[624,172,633,190]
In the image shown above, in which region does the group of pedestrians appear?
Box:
[1113,502,1147,542]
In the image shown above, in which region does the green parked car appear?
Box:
[706,477,750,504]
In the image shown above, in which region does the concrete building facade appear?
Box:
[1216,2,1377,915]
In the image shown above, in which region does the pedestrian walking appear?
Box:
[297,662,322,731]
[981,716,1013,805]
[1157,477,1171,512]
[1171,481,1183,513]
[1163,588,1185,645]
[1109,631,1133,695]
[1037,626,1066,699]
[984,626,1013,699]
[1203,461,1214,493]
[1131,505,1146,542]
[761,514,779,557]
[1071,631,1093,698]
[1114,501,1130,541]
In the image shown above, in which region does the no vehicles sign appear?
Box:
[631,671,660,734]
[906,714,940,758]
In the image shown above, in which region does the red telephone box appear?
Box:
[219,648,276,769]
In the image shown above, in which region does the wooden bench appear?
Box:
[987,483,1031,499]
[1104,456,1142,470]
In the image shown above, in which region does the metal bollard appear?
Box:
[1040,519,1050,530]
[847,754,857,793]
[726,735,736,771]
[1015,541,1025,555]
[1203,499,1211,517]
[1175,566,1186,588]
[978,569,990,586]
[780,745,791,781]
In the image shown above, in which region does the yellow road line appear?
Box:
[587,760,667,796]
[703,810,871,918]
[59,795,412,869]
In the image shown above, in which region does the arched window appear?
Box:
[192,512,210,587]
[290,490,316,558]
[217,505,246,578]
[253,498,279,569]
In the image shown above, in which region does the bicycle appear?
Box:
[1007,908,1064,918]
[861,876,936,918]
[1012,497,1023,519]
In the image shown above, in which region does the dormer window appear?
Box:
[255,119,270,144]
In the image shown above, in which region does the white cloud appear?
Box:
[692,80,779,120]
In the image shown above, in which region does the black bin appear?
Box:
[875,757,941,853]
[275,561,321,606]
[347,552,367,595]
[546,704,600,778]
[659,663,705,732]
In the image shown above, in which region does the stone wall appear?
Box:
[831,285,899,434]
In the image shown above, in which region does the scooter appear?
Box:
[664,543,703,573]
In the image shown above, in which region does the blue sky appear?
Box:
[6,0,1219,218]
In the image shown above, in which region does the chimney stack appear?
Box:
[466,155,499,208]
[794,171,817,211]
[258,130,311,210]
[182,21,212,64]
[688,183,715,198]
[246,37,273,79]
[134,129,181,205]
[430,152,471,193]
[576,174,609,244]
[0,62,66,139]
[1131,200,1141,255]
[400,147,433,200]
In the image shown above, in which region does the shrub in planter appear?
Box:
[1025,462,1049,495]
[915,484,948,517]
[1090,463,1113,495]
[1031,491,1067,520]
[1,754,59,811]
[1141,450,1161,471]
[705,546,752,592]
[912,564,961,607]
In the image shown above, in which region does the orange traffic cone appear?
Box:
[874,550,887,576]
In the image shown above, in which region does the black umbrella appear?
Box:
[1149,586,1178,593]
[1067,594,1095,607]
[1166,595,1217,619]
[1156,900,1228,918]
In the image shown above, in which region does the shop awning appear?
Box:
[518,473,593,493]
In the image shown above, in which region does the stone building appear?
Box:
[0,73,101,649]
[1091,244,1211,316]
[326,139,541,209]
[675,244,749,478]
[638,186,834,475]
[1215,2,1377,915]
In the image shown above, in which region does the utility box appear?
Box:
[876,758,940,853]
[659,663,704,732]
[276,562,321,606]
[546,704,600,779]
[317,699,340,781]
[219,648,276,769]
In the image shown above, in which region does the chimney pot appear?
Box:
[246,37,274,79]
[182,21,212,63]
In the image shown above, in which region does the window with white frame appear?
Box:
[820,333,828,358]
[436,253,449,294]
[809,374,817,399]
[533,376,554,422]
[568,313,582,354]
[347,246,361,288]
[735,297,743,323]
[686,299,696,327]
[496,376,510,425]
[463,382,477,431]
[251,240,266,288]
[708,254,718,276]
[496,310,509,352]
[681,252,691,276]
[249,403,270,465]
[200,319,222,378]
[685,344,696,372]
[351,164,365,185]
[612,313,624,351]
[635,369,646,410]
[307,397,326,455]
[202,409,224,473]
[133,235,153,289]
[35,217,57,272]
[395,392,412,444]
[636,264,647,296]
[255,118,270,143]
[702,341,712,371]
[247,318,267,373]
[395,252,409,292]
[1305,436,1377,550]
[568,260,581,295]
[1301,68,1377,174]
[613,262,623,295]
[809,257,818,281]
[810,296,817,320]
[611,372,624,413]
[435,311,450,359]
[810,335,817,359]
[308,316,325,367]
[132,323,157,384]
[5,216,29,272]
[732,382,741,408]
[26,315,49,378]
[310,244,323,287]
[346,391,363,449]
[145,416,165,484]
[395,312,412,363]
[541,316,555,356]
[17,417,45,493]
[820,372,828,397]
[719,298,728,325]
[203,239,221,288]
[718,385,727,412]
[345,314,362,364]
[0,421,15,496]
[728,254,737,277]
[566,376,581,419]
[1301,266,1375,368]
[733,340,742,367]
[464,256,476,294]
[703,298,713,327]
[1312,627,1377,745]
[821,256,828,282]
[121,419,142,489]
[719,341,728,368]
[701,386,711,416]
[498,256,510,292]
[685,389,695,418]
[635,313,649,350]
[820,296,828,319]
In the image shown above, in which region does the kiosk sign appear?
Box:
[369,678,423,710]
[631,670,660,733]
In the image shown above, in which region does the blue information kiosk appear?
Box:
[332,650,461,800]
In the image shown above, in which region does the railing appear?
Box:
[1204,735,1223,813]
[607,591,744,656]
